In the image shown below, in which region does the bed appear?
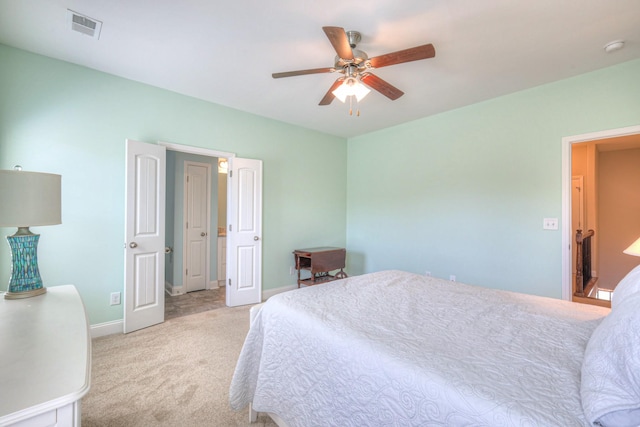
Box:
[229,269,640,427]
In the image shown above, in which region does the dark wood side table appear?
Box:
[293,247,347,287]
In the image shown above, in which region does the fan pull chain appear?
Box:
[347,95,361,117]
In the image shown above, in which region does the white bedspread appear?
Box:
[229,270,609,426]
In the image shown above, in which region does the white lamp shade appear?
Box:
[0,170,61,227]
[351,81,371,102]
[623,237,640,257]
[332,77,371,103]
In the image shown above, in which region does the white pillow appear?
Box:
[611,264,640,310]
[596,408,640,427]
[581,292,640,426]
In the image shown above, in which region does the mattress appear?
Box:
[229,270,609,426]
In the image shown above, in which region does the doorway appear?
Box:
[124,140,263,333]
[164,153,226,297]
[164,286,226,321]
[562,125,640,304]
[160,141,263,308]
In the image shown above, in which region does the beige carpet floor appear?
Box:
[82,304,277,426]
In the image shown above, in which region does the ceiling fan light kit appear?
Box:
[272,26,436,113]
[332,77,370,103]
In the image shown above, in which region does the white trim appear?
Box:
[158,141,235,160]
[561,125,640,301]
[165,280,184,296]
[90,284,294,339]
[90,320,123,338]
[262,284,297,301]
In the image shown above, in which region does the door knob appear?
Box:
[129,242,138,248]
[201,232,207,237]
[254,236,260,241]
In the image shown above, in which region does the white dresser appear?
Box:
[0,286,91,427]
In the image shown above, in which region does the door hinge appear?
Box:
[229,224,232,232]
[228,278,231,287]
[186,222,188,229]
[229,170,233,178]
[187,175,189,182]
[186,269,188,276]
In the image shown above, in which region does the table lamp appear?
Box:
[0,167,61,299]
[623,237,640,257]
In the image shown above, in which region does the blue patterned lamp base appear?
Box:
[5,231,47,299]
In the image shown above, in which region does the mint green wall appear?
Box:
[0,44,347,325]
[2,40,638,325]
[347,59,640,298]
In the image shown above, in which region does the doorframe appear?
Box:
[182,160,212,292]
[160,142,235,162]
[561,125,640,300]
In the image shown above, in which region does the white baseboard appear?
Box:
[165,280,184,296]
[90,320,123,338]
[89,283,296,339]
[262,284,297,301]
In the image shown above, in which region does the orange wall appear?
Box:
[598,148,640,288]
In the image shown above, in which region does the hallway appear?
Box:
[165,287,226,321]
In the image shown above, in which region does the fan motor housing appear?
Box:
[334,30,368,69]
[334,49,369,68]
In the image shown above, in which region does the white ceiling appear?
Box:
[1,0,639,138]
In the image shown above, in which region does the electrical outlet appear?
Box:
[110,292,121,306]
[449,275,456,282]
[425,271,432,277]
[289,266,295,275]
[543,218,558,230]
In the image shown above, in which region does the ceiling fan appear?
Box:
[272,26,436,106]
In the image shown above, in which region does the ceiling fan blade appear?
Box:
[322,26,354,60]
[368,43,435,69]
[361,73,404,100]
[319,78,345,105]
[272,67,334,79]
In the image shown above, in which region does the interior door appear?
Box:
[226,157,263,307]
[124,139,166,333]
[184,161,210,293]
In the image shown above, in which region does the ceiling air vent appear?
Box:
[67,10,102,39]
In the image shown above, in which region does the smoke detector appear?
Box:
[67,10,102,39]
[604,40,625,53]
